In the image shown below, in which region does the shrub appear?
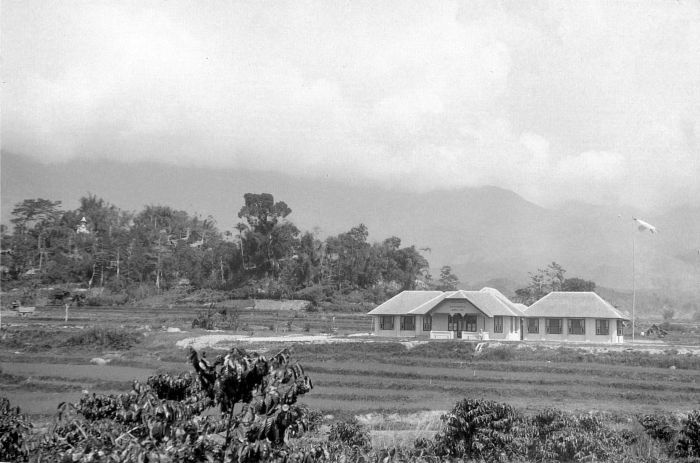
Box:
[479,345,514,361]
[434,398,525,462]
[0,397,31,462]
[63,327,140,350]
[147,373,197,401]
[528,411,625,462]
[126,283,158,301]
[328,418,371,449]
[293,285,328,306]
[676,410,700,458]
[83,292,129,306]
[192,307,240,330]
[639,413,677,442]
[296,405,323,432]
[34,346,316,462]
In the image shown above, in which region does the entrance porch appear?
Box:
[428,311,520,341]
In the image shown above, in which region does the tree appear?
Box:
[8,199,64,276]
[326,224,371,289]
[561,277,596,292]
[10,198,62,235]
[237,193,296,277]
[515,262,596,305]
[438,265,459,290]
[76,194,134,287]
[394,246,429,290]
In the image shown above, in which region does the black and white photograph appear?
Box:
[1,1,699,461]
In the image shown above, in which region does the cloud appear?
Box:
[2,0,699,211]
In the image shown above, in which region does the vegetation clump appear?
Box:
[2,345,314,462]
[327,418,371,449]
[192,307,241,331]
[434,398,525,462]
[62,327,141,350]
[676,410,700,458]
[0,397,31,462]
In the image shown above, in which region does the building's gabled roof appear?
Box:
[524,292,627,319]
[445,289,526,317]
[367,288,525,318]
[367,291,445,315]
[513,303,528,312]
[480,287,527,317]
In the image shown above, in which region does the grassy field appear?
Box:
[2,304,699,429]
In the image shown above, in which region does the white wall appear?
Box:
[521,318,623,343]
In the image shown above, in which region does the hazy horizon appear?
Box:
[3,1,699,213]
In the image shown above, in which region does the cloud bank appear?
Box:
[3,0,699,210]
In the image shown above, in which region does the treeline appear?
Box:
[0,193,433,301]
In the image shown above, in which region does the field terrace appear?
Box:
[1,304,699,425]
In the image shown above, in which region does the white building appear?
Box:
[368,287,524,340]
[522,292,627,343]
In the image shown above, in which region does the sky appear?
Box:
[3,0,699,212]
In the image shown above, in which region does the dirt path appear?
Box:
[175,333,700,355]
[176,334,370,350]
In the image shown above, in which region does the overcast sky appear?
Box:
[3,0,699,211]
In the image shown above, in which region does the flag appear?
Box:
[633,218,657,234]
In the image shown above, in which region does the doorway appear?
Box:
[448,314,463,339]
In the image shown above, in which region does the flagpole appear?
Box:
[631,227,636,343]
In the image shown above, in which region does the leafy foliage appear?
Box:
[527,409,625,462]
[434,398,524,462]
[62,327,141,350]
[434,399,632,462]
[676,410,700,458]
[192,307,242,330]
[25,346,316,462]
[437,265,459,290]
[0,397,32,462]
[639,413,678,442]
[327,418,371,449]
[515,262,597,305]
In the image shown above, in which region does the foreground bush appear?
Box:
[676,410,700,458]
[434,400,632,462]
[327,418,370,449]
[528,409,625,462]
[0,397,31,462]
[30,346,315,462]
[639,413,678,442]
[435,398,524,462]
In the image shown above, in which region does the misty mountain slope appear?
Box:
[2,152,698,293]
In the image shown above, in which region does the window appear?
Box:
[423,315,432,331]
[511,317,517,333]
[568,319,586,335]
[545,318,563,334]
[596,319,609,335]
[527,318,539,334]
[617,320,624,336]
[379,315,394,330]
[400,316,415,331]
[494,316,503,333]
[464,314,477,332]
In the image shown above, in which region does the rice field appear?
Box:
[2,305,700,423]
